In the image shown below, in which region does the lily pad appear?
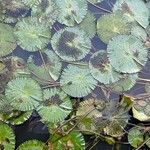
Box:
[78,11,96,38]
[60,64,97,98]
[14,17,51,52]
[44,49,62,81]
[113,0,149,28]
[132,98,150,121]
[51,27,91,61]
[38,88,72,123]
[49,131,85,150]
[97,11,131,43]
[89,50,121,84]
[128,127,144,148]
[31,0,59,27]
[56,0,88,26]
[107,35,148,73]
[5,77,43,111]
[17,140,48,150]
[0,122,15,150]
[0,23,16,57]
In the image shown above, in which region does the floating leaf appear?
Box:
[44,49,62,81]
[14,17,51,52]
[97,11,131,43]
[38,88,72,123]
[5,77,43,111]
[106,74,138,92]
[49,131,85,150]
[132,98,150,121]
[113,0,149,28]
[56,0,87,26]
[107,35,148,73]
[89,50,121,84]
[27,56,55,85]
[0,23,16,57]
[31,0,59,27]
[51,27,91,61]
[60,64,97,98]
[0,122,15,150]
[17,140,48,150]
[131,25,147,41]
[78,11,96,38]
[0,110,32,125]
[128,127,144,148]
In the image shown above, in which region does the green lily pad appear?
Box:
[128,127,144,148]
[113,0,149,28]
[56,0,88,26]
[106,74,138,92]
[132,97,150,121]
[60,64,97,98]
[107,35,148,73]
[49,131,85,150]
[0,23,16,57]
[51,27,91,61]
[17,140,48,150]
[78,11,96,38]
[97,11,131,43]
[0,122,15,150]
[37,88,72,123]
[5,77,43,111]
[31,0,59,27]
[14,17,51,52]
[89,50,121,84]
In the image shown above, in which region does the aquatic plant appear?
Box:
[0,0,150,149]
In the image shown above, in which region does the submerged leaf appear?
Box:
[38,88,72,123]
[0,122,15,150]
[51,27,91,61]
[17,140,48,150]
[49,131,85,150]
[97,11,131,43]
[107,35,148,73]
[14,17,51,52]
[0,23,16,57]
[89,50,121,84]
[60,64,97,98]
[113,0,149,28]
[5,77,43,111]
[56,0,87,26]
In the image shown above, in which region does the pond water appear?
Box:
[0,0,150,149]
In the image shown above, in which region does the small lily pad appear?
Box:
[0,122,15,150]
[89,50,121,84]
[97,11,131,43]
[17,140,48,150]
[60,64,97,98]
[128,127,144,148]
[56,0,88,26]
[107,35,148,73]
[51,27,91,61]
[0,23,16,57]
[14,17,51,52]
[38,88,72,123]
[5,77,43,111]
